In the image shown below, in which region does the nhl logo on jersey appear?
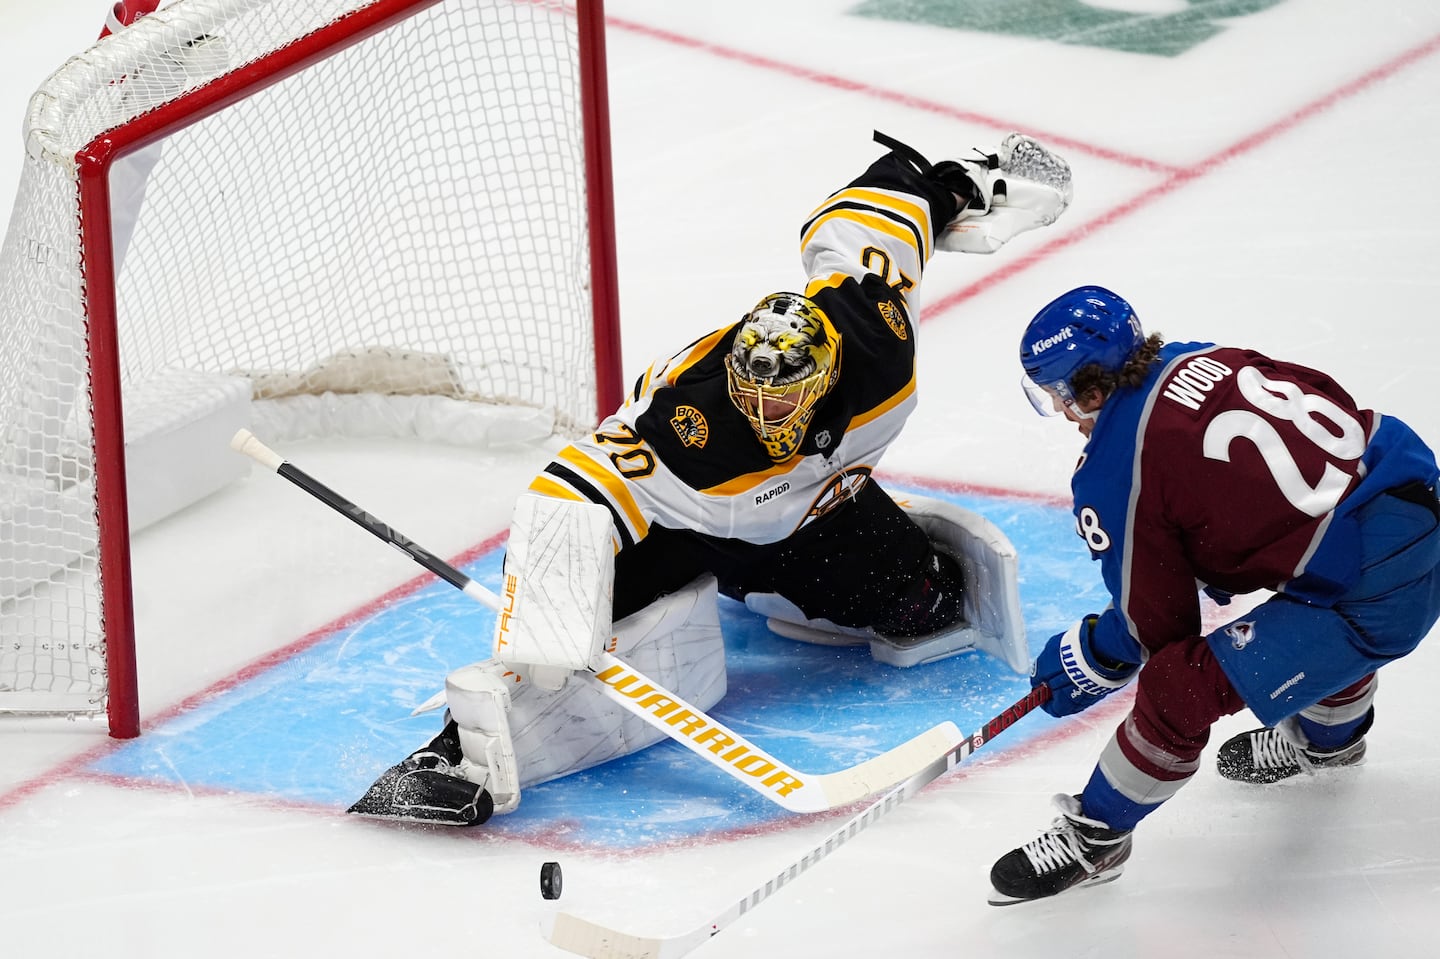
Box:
[878,299,908,340]
[1224,621,1257,651]
[670,405,709,448]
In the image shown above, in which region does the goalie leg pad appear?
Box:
[879,494,1029,673]
[501,575,728,788]
[354,575,728,826]
[352,577,730,824]
[749,497,1026,671]
[454,575,732,808]
[744,592,874,647]
[446,662,523,814]
[555,573,727,766]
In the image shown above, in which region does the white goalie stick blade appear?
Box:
[230,429,963,815]
[588,651,962,814]
[540,683,1054,959]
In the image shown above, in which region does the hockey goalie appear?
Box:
[350,130,1074,825]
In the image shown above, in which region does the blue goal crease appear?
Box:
[93,484,1101,848]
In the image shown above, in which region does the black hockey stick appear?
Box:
[230,429,966,814]
[229,429,490,601]
[542,682,1051,959]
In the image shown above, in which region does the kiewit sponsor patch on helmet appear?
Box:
[1031,327,1074,353]
[670,405,709,448]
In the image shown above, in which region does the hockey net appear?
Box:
[0,0,621,736]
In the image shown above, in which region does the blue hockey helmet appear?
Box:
[1019,286,1144,415]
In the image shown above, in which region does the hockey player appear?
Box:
[988,286,1440,905]
[348,131,1075,826]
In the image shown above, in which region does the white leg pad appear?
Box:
[445,662,522,813]
[890,494,1028,673]
[446,575,728,812]
[745,496,1028,672]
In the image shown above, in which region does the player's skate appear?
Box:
[988,794,1132,906]
[1215,720,1368,784]
[347,717,494,826]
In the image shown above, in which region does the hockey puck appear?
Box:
[540,861,563,900]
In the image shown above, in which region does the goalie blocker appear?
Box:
[492,494,617,691]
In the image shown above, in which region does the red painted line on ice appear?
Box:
[608,16,1440,320]
[883,470,1073,509]
[929,31,1440,317]
[605,15,1176,174]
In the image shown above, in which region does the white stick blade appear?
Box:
[810,720,962,808]
[542,911,712,959]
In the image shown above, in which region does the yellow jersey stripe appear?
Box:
[850,369,917,431]
[527,474,585,501]
[700,454,808,497]
[803,187,932,260]
[804,274,849,298]
[664,327,732,387]
[837,187,933,258]
[801,208,922,263]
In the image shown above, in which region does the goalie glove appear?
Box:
[939,133,1074,254]
[873,129,997,219]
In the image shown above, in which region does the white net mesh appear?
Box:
[0,0,609,722]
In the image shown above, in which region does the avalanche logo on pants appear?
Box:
[1224,621,1257,651]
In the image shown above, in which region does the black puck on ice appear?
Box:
[540,861,563,900]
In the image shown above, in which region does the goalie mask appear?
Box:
[1019,285,1143,417]
[726,293,842,462]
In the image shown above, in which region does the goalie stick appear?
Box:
[541,682,1051,959]
[230,429,963,814]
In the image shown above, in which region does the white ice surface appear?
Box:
[4,2,1440,956]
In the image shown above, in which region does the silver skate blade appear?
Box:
[986,865,1126,907]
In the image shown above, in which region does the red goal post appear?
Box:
[0,0,622,738]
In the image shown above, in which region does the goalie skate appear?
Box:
[347,719,494,826]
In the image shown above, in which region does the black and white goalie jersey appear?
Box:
[529,149,966,552]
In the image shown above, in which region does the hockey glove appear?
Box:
[931,153,998,217]
[1032,616,1137,718]
[872,130,994,218]
[939,134,1073,254]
